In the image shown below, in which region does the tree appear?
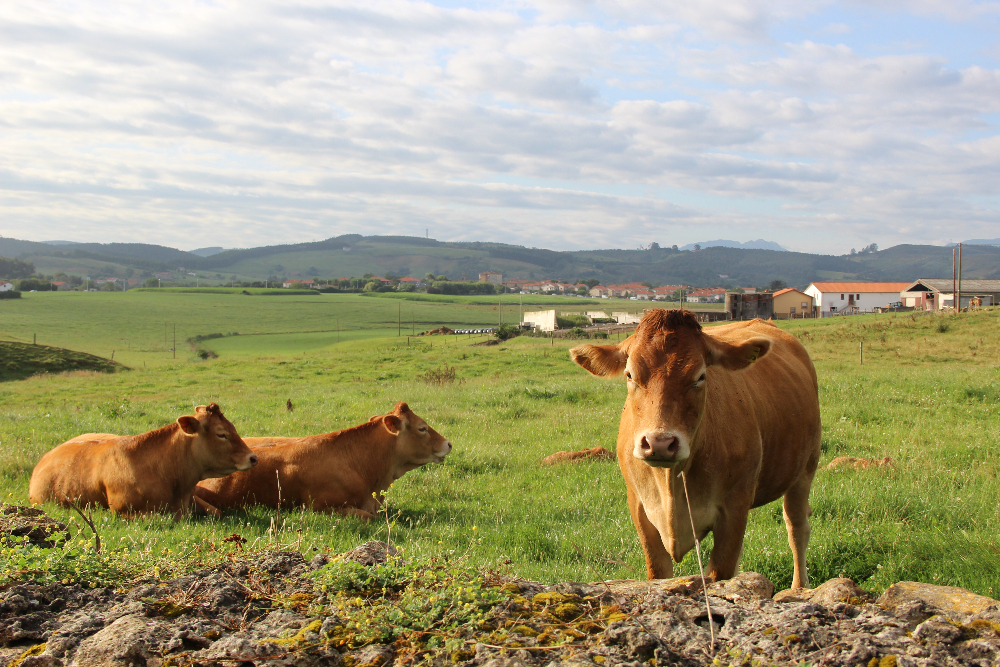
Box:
[0,256,35,279]
[649,242,660,250]
[693,244,701,251]
[671,245,679,252]
[424,272,436,283]
[768,279,787,292]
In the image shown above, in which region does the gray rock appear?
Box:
[72,614,173,666]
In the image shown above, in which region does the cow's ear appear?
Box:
[369,415,381,422]
[194,405,208,414]
[707,337,771,370]
[570,344,627,378]
[382,415,402,435]
[177,415,201,434]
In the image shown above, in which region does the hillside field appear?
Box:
[1,292,998,597]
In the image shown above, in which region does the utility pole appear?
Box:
[173,324,176,359]
[952,248,956,309]
[398,303,401,336]
[958,243,963,309]
[498,293,502,327]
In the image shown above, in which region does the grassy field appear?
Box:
[1,293,998,597]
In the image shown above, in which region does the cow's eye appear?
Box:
[217,432,228,439]
[419,426,428,433]
[694,373,707,387]
[624,370,633,382]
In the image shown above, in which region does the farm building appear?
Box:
[725,292,774,320]
[772,288,813,318]
[522,310,556,332]
[900,279,1000,310]
[804,282,912,316]
[479,271,503,284]
[0,281,15,292]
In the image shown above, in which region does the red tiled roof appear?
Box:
[808,282,911,292]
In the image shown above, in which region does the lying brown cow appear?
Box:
[194,402,452,519]
[29,403,257,518]
[571,310,821,588]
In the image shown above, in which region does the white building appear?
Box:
[522,310,556,332]
[804,282,912,316]
[0,281,14,292]
[901,279,1000,310]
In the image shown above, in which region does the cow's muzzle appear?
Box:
[434,440,453,462]
[634,430,688,467]
[236,453,258,471]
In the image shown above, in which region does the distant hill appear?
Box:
[679,239,787,252]
[3,235,999,289]
[190,247,227,257]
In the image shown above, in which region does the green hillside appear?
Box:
[0,340,127,382]
[3,235,998,289]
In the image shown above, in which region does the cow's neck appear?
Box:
[128,424,203,490]
[332,421,400,492]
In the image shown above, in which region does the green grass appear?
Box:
[1,295,999,598]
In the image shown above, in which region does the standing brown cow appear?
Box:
[571,310,821,588]
[29,403,257,518]
[194,402,452,519]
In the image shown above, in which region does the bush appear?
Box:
[494,324,522,341]
[556,314,590,329]
[0,291,21,300]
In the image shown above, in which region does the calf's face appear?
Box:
[571,310,769,468]
[178,403,258,478]
[378,402,452,465]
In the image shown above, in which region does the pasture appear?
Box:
[1,291,998,598]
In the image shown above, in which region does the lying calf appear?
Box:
[194,402,451,519]
[29,403,257,518]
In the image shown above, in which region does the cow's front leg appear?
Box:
[706,502,751,582]
[628,490,672,579]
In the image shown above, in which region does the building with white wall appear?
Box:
[804,282,912,315]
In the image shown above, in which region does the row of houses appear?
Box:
[765,280,1000,318]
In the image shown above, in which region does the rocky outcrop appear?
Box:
[1,545,999,667]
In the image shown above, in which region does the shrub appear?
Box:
[494,324,522,341]
[556,314,590,329]
[0,291,21,300]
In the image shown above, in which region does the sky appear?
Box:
[1,1,998,255]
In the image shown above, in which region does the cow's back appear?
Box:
[29,436,120,507]
[701,319,821,507]
[197,434,379,511]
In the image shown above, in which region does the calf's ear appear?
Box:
[382,415,402,435]
[570,344,627,378]
[707,336,771,370]
[177,415,201,434]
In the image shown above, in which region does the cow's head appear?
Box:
[373,402,452,469]
[178,403,258,478]
[570,310,770,468]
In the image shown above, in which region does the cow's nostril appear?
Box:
[249,455,258,466]
[640,436,652,453]
[664,437,679,454]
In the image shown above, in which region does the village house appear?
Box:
[589,285,610,298]
[804,282,912,315]
[772,287,814,318]
[282,279,315,288]
[0,281,14,292]
[479,271,503,284]
[686,287,726,303]
[652,285,688,300]
[399,276,424,287]
[900,279,1000,310]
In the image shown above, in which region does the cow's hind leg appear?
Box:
[782,473,814,589]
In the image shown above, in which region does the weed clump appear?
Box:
[310,556,507,649]
[417,365,458,385]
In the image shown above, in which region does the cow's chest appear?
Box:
[638,476,717,562]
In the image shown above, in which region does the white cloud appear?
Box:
[0,0,997,254]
